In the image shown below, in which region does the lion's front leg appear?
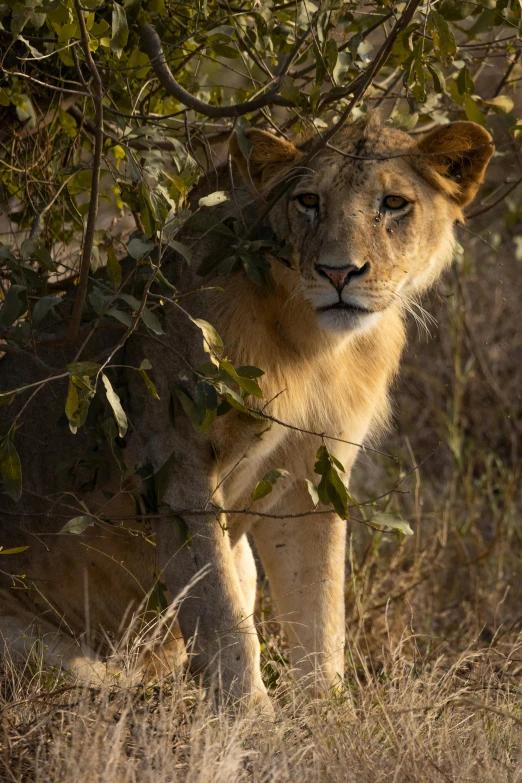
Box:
[253,503,346,693]
[153,459,268,710]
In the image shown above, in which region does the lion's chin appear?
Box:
[316,306,382,334]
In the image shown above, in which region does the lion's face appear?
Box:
[231,119,493,335]
[284,148,459,333]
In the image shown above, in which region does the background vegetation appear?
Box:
[0,0,521,780]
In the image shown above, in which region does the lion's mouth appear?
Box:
[318,301,373,314]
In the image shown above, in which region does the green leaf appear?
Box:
[481,95,514,114]
[369,512,414,536]
[32,295,61,325]
[147,580,168,614]
[313,41,326,86]
[468,8,494,38]
[139,182,156,237]
[19,35,45,58]
[140,307,164,335]
[0,437,22,502]
[0,245,16,262]
[154,269,177,292]
[127,236,154,260]
[111,2,128,58]
[102,374,128,438]
[428,10,457,61]
[279,76,302,105]
[305,479,319,507]
[235,119,252,160]
[198,191,229,208]
[59,515,95,535]
[211,42,241,59]
[0,392,16,407]
[252,468,289,502]
[220,358,263,398]
[168,240,192,263]
[65,379,79,422]
[325,38,338,74]
[149,188,171,224]
[119,294,164,334]
[427,63,445,93]
[13,92,37,129]
[218,384,250,414]
[189,317,224,357]
[252,480,273,502]
[173,514,193,548]
[0,285,26,328]
[0,546,29,555]
[172,384,201,430]
[456,66,474,97]
[464,95,486,127]
[20,237,55,270]
[154,451,176,504]
[67,362,101,377]
[437,1,475,20]
[195,380,218,431]
[314,444,348,519]
[326,467,349,519]
[240,253,263,285]
[139,369,160,400]
[106,243,122,291]
[106,307,133,327]
[263,469,290,484]
[64,379,87,434]
[391,112,419,131]
[234,366,264,379]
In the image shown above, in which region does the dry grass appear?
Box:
[1,137,522,782]
[1,626,522,782]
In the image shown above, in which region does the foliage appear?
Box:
[0,0,520,525]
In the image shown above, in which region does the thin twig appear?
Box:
[68,1,104,341]
[307,0,424,159]
[29,168,87,239]
[466,175,522,219]
[246,407,399,461]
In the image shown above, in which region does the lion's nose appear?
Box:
[316,262,370,292]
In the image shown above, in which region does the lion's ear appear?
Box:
[229,129,302,190]
[414,121,494,206]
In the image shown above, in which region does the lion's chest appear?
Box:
[211,354,375,534]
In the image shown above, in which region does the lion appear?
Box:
[0,116,493,710]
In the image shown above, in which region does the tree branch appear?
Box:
[244,0,423,239]
[309,0,424,156]
[139,24,293,118]
[68,0,104,341]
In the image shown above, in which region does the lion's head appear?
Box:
[230,117,493,334]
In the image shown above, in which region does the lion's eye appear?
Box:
[383,195,408,210]
[297,193,319,208]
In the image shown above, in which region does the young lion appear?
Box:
[0,116,493,710]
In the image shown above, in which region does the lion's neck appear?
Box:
[210,270,406,437]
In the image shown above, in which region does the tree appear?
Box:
[0,0,519,525]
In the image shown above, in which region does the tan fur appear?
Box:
[0,118,493,710]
